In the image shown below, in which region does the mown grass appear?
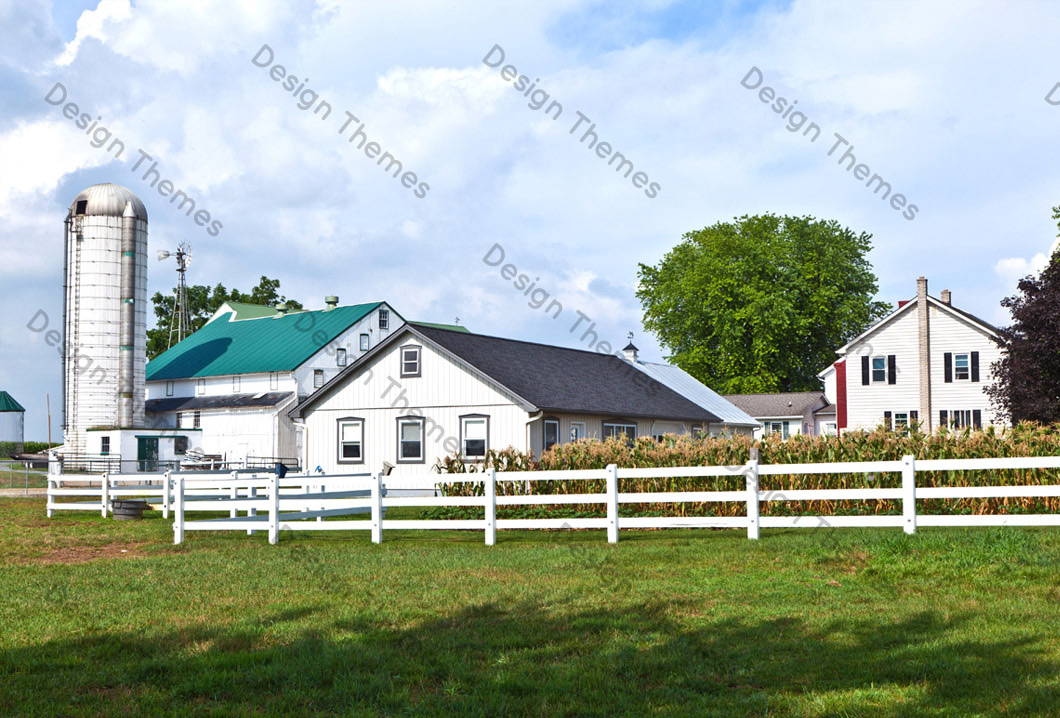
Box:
[2,498,1060,716]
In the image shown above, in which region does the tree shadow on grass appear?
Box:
[2,600,1058,717]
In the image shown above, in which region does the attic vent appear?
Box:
[75,200,88,215]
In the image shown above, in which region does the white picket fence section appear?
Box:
[164,455,1060,545]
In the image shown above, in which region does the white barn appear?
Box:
[143,299,404,467]
[290,324,752,476]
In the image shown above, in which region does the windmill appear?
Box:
[157,242,192,348]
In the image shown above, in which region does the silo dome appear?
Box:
[69,183,148,221]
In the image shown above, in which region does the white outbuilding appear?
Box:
[0,391,26,454]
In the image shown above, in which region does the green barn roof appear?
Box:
[217,301,286,320]
[147,302,387,381]
[0,391,24,412]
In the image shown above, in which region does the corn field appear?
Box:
[435,422,1060,518]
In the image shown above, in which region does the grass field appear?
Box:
[2,498,1060,716]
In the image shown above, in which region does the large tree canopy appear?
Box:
[986,206,1060,424]
[637,214,890,393]
[147,276,303,359]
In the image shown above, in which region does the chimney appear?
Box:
[916,277,932,432]
[622,342,639,362]
[940,289,951,305]
[324,295,339,311]
[276,302,287,316]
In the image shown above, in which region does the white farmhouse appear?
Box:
[143,299,404,467]
[818,277,1004,432]
[289,324,753,475]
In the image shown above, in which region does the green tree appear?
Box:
[147,276,303,359]
[637,214,890,393]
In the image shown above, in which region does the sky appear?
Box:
[1,0,1059,441]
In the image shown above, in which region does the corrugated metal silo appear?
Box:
[63,183,148,458]
[0,391,25,453]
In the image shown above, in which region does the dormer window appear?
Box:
[400,345,421,377]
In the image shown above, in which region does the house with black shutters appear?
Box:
[817,277,1004,433]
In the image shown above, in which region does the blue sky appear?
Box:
[2,0,1059,440]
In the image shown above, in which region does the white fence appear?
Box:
[46,456,1060,544]
[162,455,1060,545]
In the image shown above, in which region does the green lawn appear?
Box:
[2,499,1059,717]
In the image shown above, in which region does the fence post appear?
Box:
[46,477,54,518]
[173,475,185,545]
[229,470,239,519]
[371,472,383,544]
[268,475,280,545]
[485,468,497,546]
[606,464,619,544]
[101,472,109,518]
[161,466,169,517]
[902,454,917,535]
[746,454,760,540]
[247,485,258,535]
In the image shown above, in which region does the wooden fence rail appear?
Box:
[160,454,1060,545]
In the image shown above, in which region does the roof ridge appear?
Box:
[414,322,631,360]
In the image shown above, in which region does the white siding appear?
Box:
[843,305,921,431]
[928,305,1004,427]
[294,305,403,396]
[304,336,531,476]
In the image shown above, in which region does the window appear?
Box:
[823,422,837,436]
[360,334,369,352]
[232,375,240,392]
[314,369,324,388]
[100,436,110,455]
[461,415,488,459]
[690,424,704,439]
[165,381,174,397]
[949,410,972,429]
[379,308,389,330]
[270,372,278,390]
[604,421,638,441]
[871,357,886,383]
[894,412,909,433]
[176,412,183,429]
[174,436,188,455]
[196,378,205,396]
[766,421,790,439]
[570,422,586,441]
[397,417,424,463]
[400,345,421,377]
[544,419,560,451]
[338,418,364,463]
[193,411,201,429]
[954,353,970,381]
[75,199,88,215]
[337,348,347,367]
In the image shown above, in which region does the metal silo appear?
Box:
[63,183,148,460]
[0,391,25,454]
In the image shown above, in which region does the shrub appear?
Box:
[435,422,1060,518]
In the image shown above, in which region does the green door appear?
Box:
[137,437,159,472]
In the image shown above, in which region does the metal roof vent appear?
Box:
[276,302,288,315]
[324,296,339,311]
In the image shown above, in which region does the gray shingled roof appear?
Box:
[146,392,295,413]
[412,325,720,422]
[721,391,827,419]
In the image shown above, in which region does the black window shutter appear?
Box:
[971,352,980,382]
[944,353,953,383]
[887,355,897,384]
[861,355,870,385]
[884,411,892,431]
[940,410,948,428]
[973,409,982,429]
